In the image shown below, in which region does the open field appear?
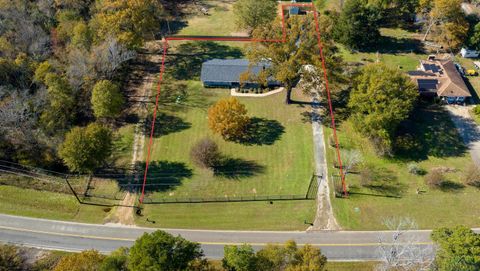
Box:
[325,104,480,230]
[137,200,316,230]
[0,185,110,223]
[177,0,241,37]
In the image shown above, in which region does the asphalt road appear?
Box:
[0,214,439,260]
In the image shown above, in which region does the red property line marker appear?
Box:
[139,3,346,204]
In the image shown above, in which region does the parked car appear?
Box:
[467,69,478,76]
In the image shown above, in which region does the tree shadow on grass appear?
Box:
[355,36,423,54]
[166,41,243,80]
[439,181,465,192]
[144,113,191,137]
[357,166,407,197]
[139,161,193,193]
[393,104,469,161]
[213,157,265,180]
[238,118,285,146]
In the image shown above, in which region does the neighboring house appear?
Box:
[200,59,281,88]
[407,58,471,104]
[460,48,480,58]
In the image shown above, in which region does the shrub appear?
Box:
[464,164,480,187]
[473,105,480,116]
[328,134,336,148]
[190,138,221,169]
[0,244,23,271]
[425,169,445,188]
[407,162,424,175]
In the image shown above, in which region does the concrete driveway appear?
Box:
[445,105,480,165]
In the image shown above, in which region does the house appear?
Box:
[460,48,479,58]
[407,58,471,104]
[200,59,281,88]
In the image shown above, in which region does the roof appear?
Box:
[200,59,272,84]
[408,59,471,97]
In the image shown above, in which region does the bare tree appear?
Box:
[0,87,44,145]
[340,149,363,176]
[92,37,137,79]
[376,218,434,271]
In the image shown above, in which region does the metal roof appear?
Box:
[200,59,271,83]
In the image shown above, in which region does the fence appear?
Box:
[142,174,319,204]
[0,160,320,206]
[0,160,125,207]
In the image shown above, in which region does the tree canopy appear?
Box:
[247,14,344,103]
[128,230,204,271]
[222,240,327,271]
[58,123,113,173]
[333,0,381,50]
[233,0,278,33]
[53,250,105,271]
[91,80,125,119]
[431,226,480,271]
[92,0,164,49]
[208,97,250,141]
[348,63,418,155]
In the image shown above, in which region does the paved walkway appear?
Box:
[310,95,339,230]
[446,105,480,166]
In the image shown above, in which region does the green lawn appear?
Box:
[177,0,241,37]
[137,200,316,230]
[325,104,480,230]
[0,185,110,223]
[143,82,314,200]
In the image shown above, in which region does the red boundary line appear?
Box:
[139,3,346,204]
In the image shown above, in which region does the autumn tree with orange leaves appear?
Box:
[208,97,250,141]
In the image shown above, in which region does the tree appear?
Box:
[190,138,221,169]
[233,0,277,33]
[468,22,480,51]
[71,21,93,50]
[100,247,129,271]
[53,250,105,271]
[340,149,363,176]
[348,63,418,156]
[128,230,204,271]
[40,73,76,133]
[223,241,327,271]
[0,244,23,271]
[376,218,434,271]
[59,123,113,173]
[34,60,54,83]
[431,225,480,271]
[91,80,124,119]
[92,0,164,49]
[208,97,250,141]
[333,0,381,50]
[222,245,257,271]
[424,0,468,50]
[248,13,344,103]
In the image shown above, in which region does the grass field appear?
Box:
[138,81,317,229]
[137,200,316,230]
[0,185,109,223]
[326,261,377,271]
[143,82,314,200]
[325,104,480,230]
[178,0,241,37]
